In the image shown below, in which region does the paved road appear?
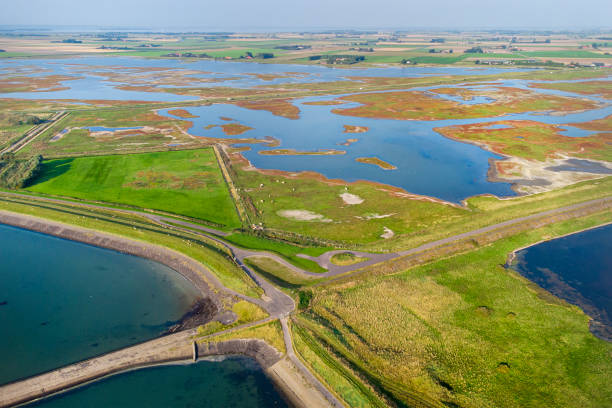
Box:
[1,111,67,154]
[281,318,345,408]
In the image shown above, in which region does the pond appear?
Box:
[511,223,612,341]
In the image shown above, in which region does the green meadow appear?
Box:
[27,148,241,228]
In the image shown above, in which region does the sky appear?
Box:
[1,0,611,30]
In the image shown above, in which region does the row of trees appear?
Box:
[0,153,43,189]
[1,113,44,126]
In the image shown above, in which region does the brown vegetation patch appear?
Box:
[235,98,300,119]
[116,85,272,100]
[219,123,253,136]
[355,157,397,170]
[343,125,369,133]
[333,87,601,121]
[572,114,612,133]
[429,87,480,101]
[302,100,347,106]
[167,109,198,118]
[84,68,236,88]
[0,75,79,93]
[338,138,358,146]
[530,81,612,99]
[435,120,612,162]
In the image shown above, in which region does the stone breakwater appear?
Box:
[0,331,285,408]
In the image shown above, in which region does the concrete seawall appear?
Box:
[0,331,289,408]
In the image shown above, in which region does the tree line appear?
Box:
[0,153,43,189]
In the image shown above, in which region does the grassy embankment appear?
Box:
[199,319,286,355]
[244,256,323,291]
[294,211,612,408]
[26,148,241,229]
[195,300,272,338]
[329,252,368,266]
[225,232,330,273]
[0,194,261,299]
[0,112,48,150]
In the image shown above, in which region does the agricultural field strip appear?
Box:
[0,111,67,154]
[2,191,610,279]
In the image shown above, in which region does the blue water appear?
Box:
[158,84,612,203]
[557,125,598,138]
[1,56,610,202]
[0,56,535,100]
[26,357,288,408]
[511,224,612,341]
[0,224,202,385]
[161,102,515,202]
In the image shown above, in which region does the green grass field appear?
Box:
[232,150,612,250]
[299,211,612,407]
[244,256,322,291]
[26,149,241,228]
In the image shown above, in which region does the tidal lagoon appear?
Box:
[511,223,612,341]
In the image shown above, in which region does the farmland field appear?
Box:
[26,149,241,228]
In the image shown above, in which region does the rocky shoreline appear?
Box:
[165,298,219,334]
